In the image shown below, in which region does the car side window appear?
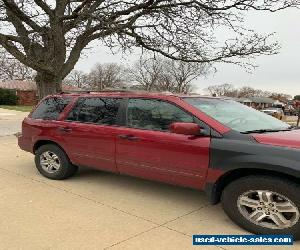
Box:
[127,99,194,131]
[67,97,121,125]
[31,97,71,120]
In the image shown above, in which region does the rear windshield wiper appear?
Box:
[241,128,292,134]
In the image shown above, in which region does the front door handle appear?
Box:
[118,134,139,141]
[58,127,72,133]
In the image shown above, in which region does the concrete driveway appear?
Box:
[0,108,29,136]
[0,109,299,249]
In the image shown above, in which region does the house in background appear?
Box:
[0,80,80,105]
[235,97,275,109]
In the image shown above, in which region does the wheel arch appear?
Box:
[207,168,300,205]
[33,140,68,156]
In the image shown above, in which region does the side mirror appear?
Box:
[169,122,203,136]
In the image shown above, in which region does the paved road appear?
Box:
[0,108,29,136]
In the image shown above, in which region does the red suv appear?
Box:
[18,91,300,238]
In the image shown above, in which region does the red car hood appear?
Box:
[253,129,300,149]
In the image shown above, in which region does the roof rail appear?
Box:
[58,88,138,94]
[58,90,91,94]
[57,88,176,95]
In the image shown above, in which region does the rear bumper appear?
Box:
[18,134,33,153]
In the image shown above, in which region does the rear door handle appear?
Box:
[118,134,139,141]
[58,127,72,133]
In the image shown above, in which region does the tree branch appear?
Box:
[33,0,54,17]
[0,34,51,73]
[3,0,44,31]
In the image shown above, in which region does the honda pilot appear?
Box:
[18,91,300,238]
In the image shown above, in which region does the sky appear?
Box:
[75,8,300,96]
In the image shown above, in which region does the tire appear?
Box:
[221,175,300,239]
[35,144,78,180]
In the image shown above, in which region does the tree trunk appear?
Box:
[35,72,62,100]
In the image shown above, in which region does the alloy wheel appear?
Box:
[40,151,61,174]
[237,190,300,229]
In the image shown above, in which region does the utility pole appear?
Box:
[297,106,300,127]
[296,101,300,127]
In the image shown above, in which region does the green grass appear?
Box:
[0,105,33,112]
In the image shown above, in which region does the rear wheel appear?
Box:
[35,144,78,180]
[221,176,300,239]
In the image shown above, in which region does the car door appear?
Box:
[57,97,123,173]
[115,98,211,189]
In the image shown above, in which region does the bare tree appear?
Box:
[237,86,267,98]
[64,70,88,89]
[206,84,237,97]
[237,86,255,98]
[128,56,163,91]
[206,84,293,101]
[0,1,298,98]
[156,71,175,92]
[129,55,210,93]
[269,93,292,102]
[0,47,34,80]
[162,58,210,93]
[87,63,125,90]
[237,87,292,100]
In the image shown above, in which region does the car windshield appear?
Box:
[184,97,290,133]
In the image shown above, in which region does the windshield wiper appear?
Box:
[289,125,300,130]
[241,128,292,134]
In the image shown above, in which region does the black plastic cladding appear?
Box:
[205,130,300,204]
[210,130,300,178]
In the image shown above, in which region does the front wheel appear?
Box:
[221,176,300,239]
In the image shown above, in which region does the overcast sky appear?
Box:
[75,8,300,96]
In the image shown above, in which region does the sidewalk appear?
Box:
[0,108,29,136]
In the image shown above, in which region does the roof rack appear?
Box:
[58,88,176,96]
[58,88,139,94]
[58,90,91,94]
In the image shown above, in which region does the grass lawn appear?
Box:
[0,105,33,112]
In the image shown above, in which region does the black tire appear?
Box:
[221,175,300,239]
[35,144,78,180]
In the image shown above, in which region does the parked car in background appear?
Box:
[261,107,284,120]
[18,91,300,239]
[284,105,298,116]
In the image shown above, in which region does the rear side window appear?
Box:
[31,97,71,120]
[67,97,121,125]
